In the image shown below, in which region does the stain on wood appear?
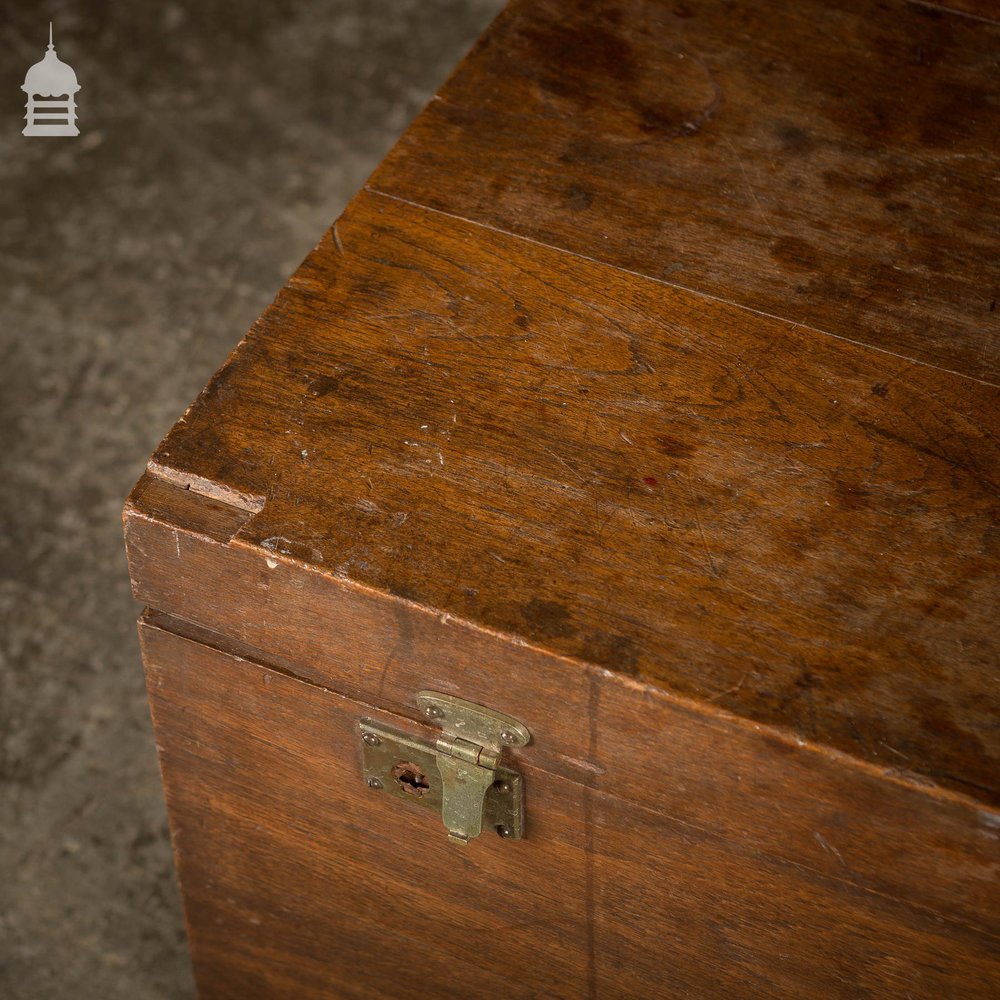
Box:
[370,0,1000,383]
[135,191,999,806]
[125,0,1000,994]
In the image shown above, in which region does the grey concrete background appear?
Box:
[0,2,502,996]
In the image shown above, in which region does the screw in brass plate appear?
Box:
[496,825,512,838]
[362,732,381,747]
[496,781,511,794]
[367,777,383,791]
[500,730,517,745]
[424,705,444,719]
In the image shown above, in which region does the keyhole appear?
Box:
[391,761,430,797]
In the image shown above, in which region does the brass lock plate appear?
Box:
[359,719,524,843]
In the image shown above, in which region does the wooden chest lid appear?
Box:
[133,0,999,807]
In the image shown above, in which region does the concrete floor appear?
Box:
[0,2,502,996]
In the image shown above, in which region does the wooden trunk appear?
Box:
[124,1,1000,996]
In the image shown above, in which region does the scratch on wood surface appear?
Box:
[540,442,584,481]
[683,476,720,577]
[814,831,846,866]
[332,222,344,255]
[708,673,747,702]
[880,741,910,761]
[724,136,777,237]
[376,644,399,700]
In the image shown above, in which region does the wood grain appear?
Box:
[369,0,1000,383]
[124,2,1000,992]
[126,481,1000,940]
[140,618,1000,999]
[139,190,1000,806]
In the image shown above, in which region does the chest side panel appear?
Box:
[140,619,1000,999]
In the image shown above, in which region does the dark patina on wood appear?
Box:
[125,0,1000,996]
[141,191,999,804]
[371,0,1000,384]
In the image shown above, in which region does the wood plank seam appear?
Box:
[363,188,1000,390]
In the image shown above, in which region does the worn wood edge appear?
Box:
[126,467,1000,823]
[140,218,335,519]
[363,188,1000,390]
[146,460,265,514]
[123,471,253,550]
[136,610,1000,947]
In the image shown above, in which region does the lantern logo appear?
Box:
[22,23,80,137]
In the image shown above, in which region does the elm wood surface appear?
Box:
[369,0,1000,384]
[126,482,1000,942]
[124,0,1000,993]
[140,190,1000,807]
[140,619,1000,1000]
